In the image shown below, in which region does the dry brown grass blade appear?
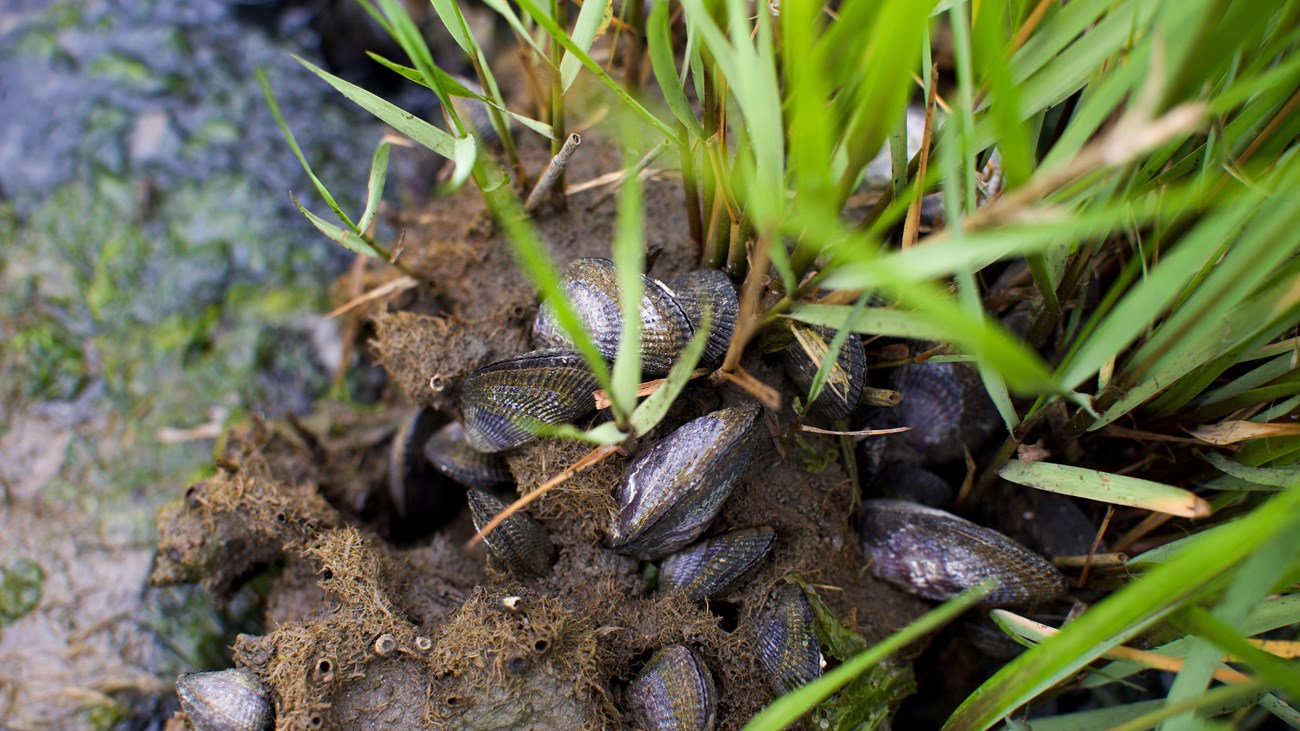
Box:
[467,442,623,548]
[902,61,940,249]
[1189,421,1300,445]
[325,275,418,319]
[717,367,782,410]
[797,425,911,437]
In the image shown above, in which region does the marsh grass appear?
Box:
[270,0,1300,726]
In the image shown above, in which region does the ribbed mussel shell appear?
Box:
[424,421,512,489]
[659,526,775,601]
[628,645,717,731]
[663,269,738,367]
[611,405,762,560]
[860,499,1066,605]
[757,585,823,695]
[460,349,600,453]
[782,322,867,420]
[893,360,998,464]
[532,257,693,375]
[466,489,555,576]
[176,668,273,731]
[388,407,445,523]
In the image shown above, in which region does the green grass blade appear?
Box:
[294,55,457,159]
[479,186,614,394]
[291,193,383,258]
[1202,451,1300,489]
[367,53,555,138]
[744,582,993,731]
[610,144,645,424]
[943,483,1300,731]
[356,141,391,234]
[559,0,610,91]
[630,314,710,437]
[786,304,947,341]
[647,0,705,140]
[258,68,358,233]
[999,461,1210,518]
[514,0,679,142]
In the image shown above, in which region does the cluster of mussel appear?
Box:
[175,257,1069,730]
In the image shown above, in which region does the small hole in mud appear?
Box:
[309,713,323,728]
[275,512,287,523]
[507,655,528,674]
[445,695,461,707]
[532,639,550,654]
[709,599,742,633]
[430,374,446,392]
[511,304,526,318]
[320,568,333,581]
[183,485,200,507]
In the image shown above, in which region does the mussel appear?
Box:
[424,421,512,490]
[466,489,555,576]
[388,407,445,524]
[533,258,693,376]
[611,405,763,560]
[782,322,867,420]
[757,585,823,696]
[459,349,601,453]
[176,668,273,731]
[892,360,998,464]
[659,526,775,601]
[628,645,718,731]
[859,499,1065,605]
[663,269,739,367]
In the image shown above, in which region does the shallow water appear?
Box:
[0,1,425,726]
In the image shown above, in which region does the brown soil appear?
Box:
[151,137,935,730]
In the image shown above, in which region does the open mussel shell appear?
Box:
[893,359,998,464]
[532,257,693,376]
[388,408,468,532]
[466,489,555,576]
[460,349,601,453]
[757,585,823,696]
[176,668,272,731]
[663,269,738,367]
[859,499,1066,605]
[628,645,718,731]
[659,526,776,601]
[611,404,763,560]
[424,421,512,490]
[782,322,867,420]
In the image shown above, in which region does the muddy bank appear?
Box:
[149,135,947,729]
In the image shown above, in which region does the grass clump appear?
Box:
[269,0,1300,727]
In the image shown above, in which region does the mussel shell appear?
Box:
[176,668,272,731]
[871,462,954,508]
[893,360,998,464]
[757,585,823,696]
[424,421,512,490]
[611,405,763,560]
[659,526,775,601]
[460,349,601,453]
[388,408,468,533]
[859,499,1066,605]
[628,645,717,731]
[782,322,867,420]
[466,489,555,576]
[532,258,693,376]
[663,270,738,367]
